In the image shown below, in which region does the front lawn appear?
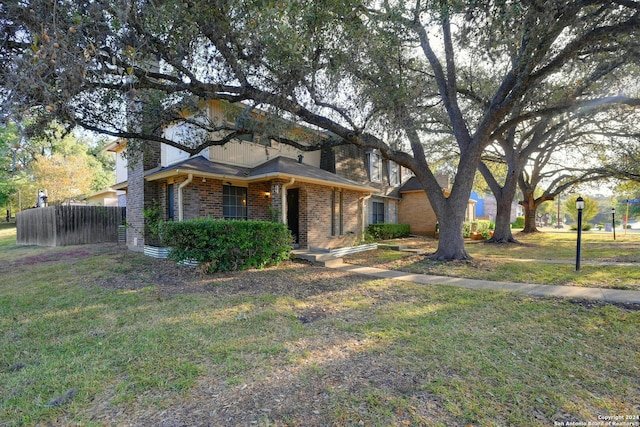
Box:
[1,228,639,426]
[346,231,640,290]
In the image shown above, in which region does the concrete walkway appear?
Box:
[326,261,640,304]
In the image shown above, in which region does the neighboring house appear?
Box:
[470,191,520,223]
[84,189,126,207]
[397,175,476,237]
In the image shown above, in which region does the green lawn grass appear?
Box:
[351,231,640,290]
[1,227,639,426]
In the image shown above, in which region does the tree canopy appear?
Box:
[565,195,599,225]
[3,0,640,258]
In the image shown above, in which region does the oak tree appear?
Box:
[4,0,640,259]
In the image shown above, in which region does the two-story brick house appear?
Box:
[108,99,451,251]
[110,100,384,251]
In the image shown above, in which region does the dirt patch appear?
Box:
[11,247,97,266]
[50,245,455,426]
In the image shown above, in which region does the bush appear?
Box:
[367,223,411,240]
[512,216,525,229]
[462,222,472,238]
[570,223,593,231]
[475,220,491,238]
[463,220,492,239]
[143,200,163,246]
[161,219,292,273]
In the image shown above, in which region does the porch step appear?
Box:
[292,251,345,267]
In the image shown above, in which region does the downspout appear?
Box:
[361,193,373,234]
[178,174,193,221]
[281,178,295,224]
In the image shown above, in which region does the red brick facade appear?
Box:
[142,177,363,249]
[126,144,161,251]
[398,190,438,236]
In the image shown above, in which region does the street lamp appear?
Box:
[575,196,584,272]
[611,207,616,241]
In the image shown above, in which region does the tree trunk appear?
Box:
[522,203,539,233]
[489,197,517,243]
[429,207,470,260]
[477,157,520,244]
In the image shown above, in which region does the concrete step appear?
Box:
[292,251,345,267]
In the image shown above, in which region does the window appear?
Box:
[371,200,385,224]
[167,184,174,221]
[223,185,247,219]
[389,161,400,186]
[331,189,343,236]
[367,151,381,183]
[402,165,414,181]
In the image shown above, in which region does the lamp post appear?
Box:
[575,196,584,272]
[611,207,616,241]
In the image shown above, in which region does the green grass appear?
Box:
[348,231,640,290]
[1,227,639,426]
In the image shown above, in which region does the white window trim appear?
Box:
[389,161,400,186]
[368,151,381,183]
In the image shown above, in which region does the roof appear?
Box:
[104,139,126,152]
[399,176,425,192]
[145,155,376,193]
[85,188,125,200]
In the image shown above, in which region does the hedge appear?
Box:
[512,216,525,229]
[161,219,292,272]
[367,223,411,240]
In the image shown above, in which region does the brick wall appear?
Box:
[161,178,276,222]
[125,141,161,250]
[269,179,289,223]
[297,187,307,248]
[334,145,368,183]
[398,190,438,236]
[137,173,367,250]
[303,183,362,249]
[126,156,145,251]
[333,145,402,201]
[248,182,271,221]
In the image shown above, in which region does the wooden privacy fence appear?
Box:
[17,205,125,246]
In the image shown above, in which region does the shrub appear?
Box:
[462,221,472,238]
[161,219,292,273]
[367,223,411,240]
[512,216,525,229]
[570,223,593,231]
[143,200,163,246]
[463,220,492,239]
[476,220,492,239]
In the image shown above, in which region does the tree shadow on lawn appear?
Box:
[5,243,640,426]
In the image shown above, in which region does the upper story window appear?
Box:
[389,161,400,186]
[223,185,247,220]
[402,165,414,181]
[367,150,381,183]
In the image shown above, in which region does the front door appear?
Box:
[287,188,299,244]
